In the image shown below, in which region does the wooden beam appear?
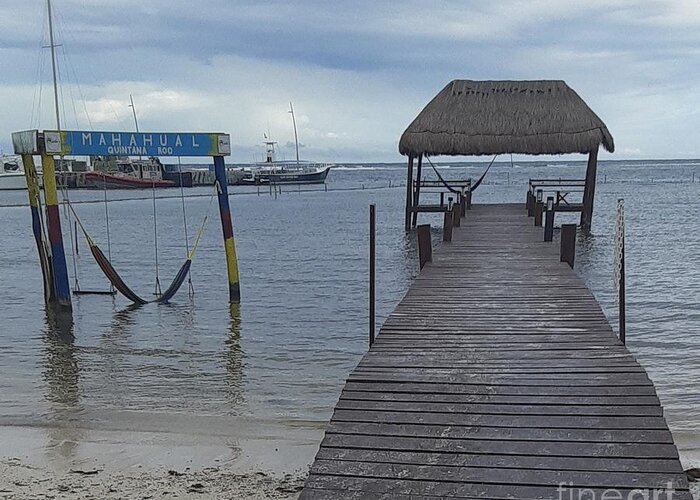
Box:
[404,154,414,231]
[580,147,599,232]
[411,155,423,228]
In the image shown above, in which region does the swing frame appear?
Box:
[12,128,241,309]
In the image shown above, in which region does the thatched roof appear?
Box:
[399,80,614,157]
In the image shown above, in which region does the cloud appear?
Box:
[1,0,699,161]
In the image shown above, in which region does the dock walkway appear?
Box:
[301,203,691,499]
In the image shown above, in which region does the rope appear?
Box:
[151,174,162,296]
[469,155,498,192]
[424,156,460,194]
[188,185,218,260]
[102,171,114,293]
[58,159,80,291]
[614,199,625,295]
[177,157,193,296]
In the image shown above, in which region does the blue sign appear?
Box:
[43,130,231,157]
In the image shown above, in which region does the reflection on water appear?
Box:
[42,306,82,464]
[225,304,244,409]
[0,160,697,466]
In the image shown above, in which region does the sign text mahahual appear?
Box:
[41,130,231,157]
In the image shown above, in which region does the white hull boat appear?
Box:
[0,156,27,190]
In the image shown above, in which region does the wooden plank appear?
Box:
[330,409,671,430]
[303,475,692,500]
[333,399,664,417]
[339,390,661,406]
[341,381,659,396]
[314,448,685,473]
[310,460,688,489]
[320,434,680,459]
[325,422,673,444]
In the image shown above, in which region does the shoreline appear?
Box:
[0,417,324,499]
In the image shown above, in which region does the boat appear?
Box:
[0,155,27,190]
[84,157,175,189]
[241,103,333,185]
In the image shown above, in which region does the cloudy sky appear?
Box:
[1,0,699,162]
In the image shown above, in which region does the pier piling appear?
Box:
[369,204,376,347]
[417,224,432,270]
[452,203,461,227]
[442,210,452,242]
[41,152,72,309]
[213,155,241,303]
[560,223,576,268]
[544,196,554,242]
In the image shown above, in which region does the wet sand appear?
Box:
[0,416,323,499]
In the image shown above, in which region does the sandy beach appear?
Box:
[0,416,323,499]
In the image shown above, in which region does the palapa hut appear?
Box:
[399,79,614,231]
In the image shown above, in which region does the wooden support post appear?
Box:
[41,151,72,309]
[214,155,241,303]
[452,203,461,228]
[619,235,626,345]
[581,147,598,232]
[440,192,444,208]
[460,193,466,217]
[466,189,472,210]
[369,204,376,347]
[404,154,414,231]
[544,196,555,242]
[534,201,543,227]
[526,190,533,215]
[560,224,577,268]
[417,224,432,270]
[617,198,626,345]
[411,155,422,228]
[442,209,452,242]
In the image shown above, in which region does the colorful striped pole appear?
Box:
[22,154,54,302]
[40,151,72,309]
[213,155,240,302]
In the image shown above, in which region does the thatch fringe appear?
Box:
[399,80,614,157]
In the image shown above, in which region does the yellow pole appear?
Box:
[213,155,240,302]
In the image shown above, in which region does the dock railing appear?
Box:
[527,178,586,228]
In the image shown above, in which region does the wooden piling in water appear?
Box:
[544,196,554,242]
[442,210,452,242]
[369,204,376,347]
[404,154,414,231]
[581,146,599,232]
[417,224,432,270]
[560,224,576,268]
[534,201,543,226]
[41,151,72,309]
[213,155,241,303]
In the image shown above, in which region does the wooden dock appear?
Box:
[301,203,691,499]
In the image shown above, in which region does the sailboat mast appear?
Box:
[289,102,300,166]
[47,0,61,131]
[129,94,140,133]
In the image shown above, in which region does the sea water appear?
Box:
[0,159,697,471]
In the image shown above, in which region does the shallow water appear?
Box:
[0,159,698,469]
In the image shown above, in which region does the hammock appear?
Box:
[425,154,497,194]
[68,199,211,305]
